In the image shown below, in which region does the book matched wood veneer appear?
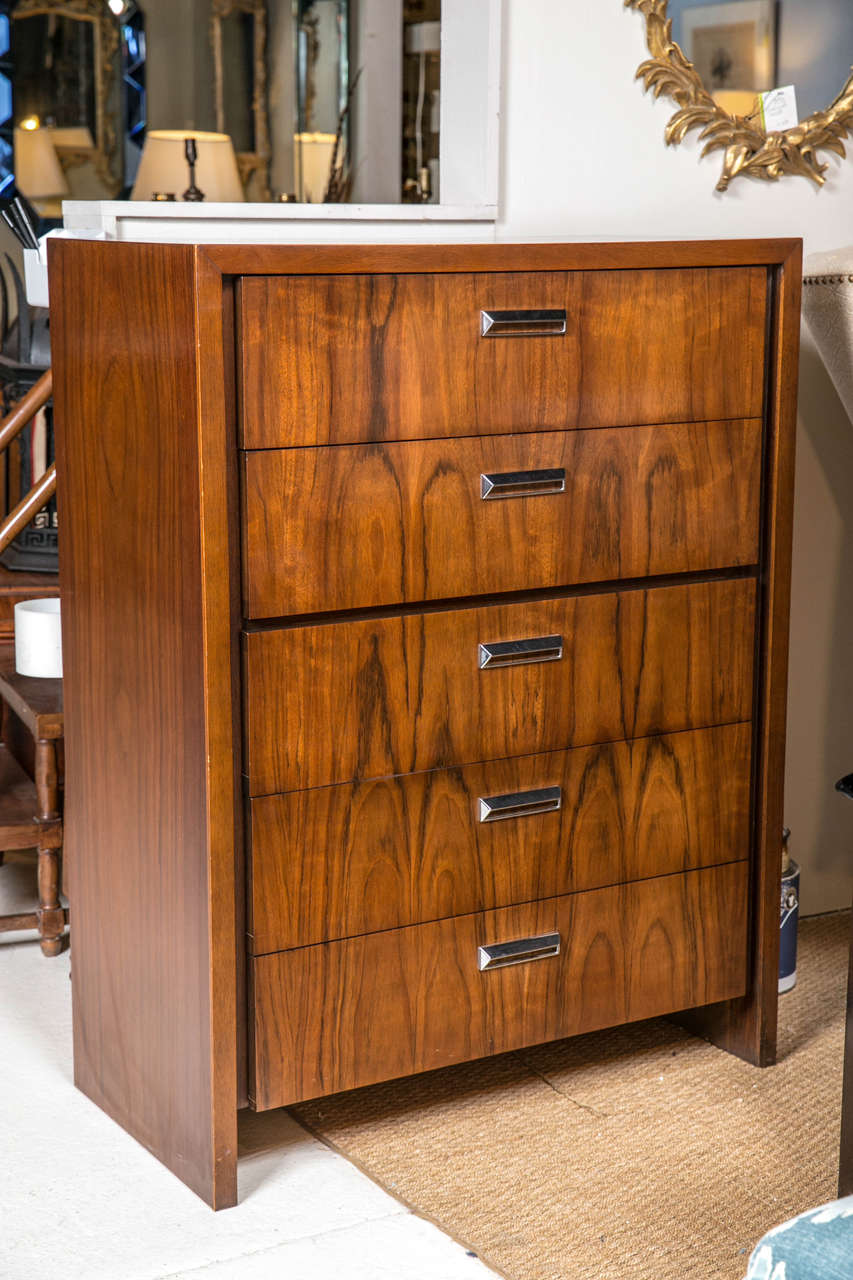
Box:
[251,861,750,1109]
[239,267,767,447]
[243,420,761,617]
[49,240,801,1209]
[249,722,752,952]
[244,578,756,794]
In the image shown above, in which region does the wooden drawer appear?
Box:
[239,268,767,448]
[249,722,752,952]
[242,420,761,618]
[243,577,755,794]
[250,860,749,1108]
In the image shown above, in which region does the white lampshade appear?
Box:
[14,126,69,198]
[294,132,337,203]
[48,126,95,152]
[130,130,244,202]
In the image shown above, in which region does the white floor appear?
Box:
[0,860,497,1280]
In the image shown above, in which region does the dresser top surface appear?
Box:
[49,237,803,279]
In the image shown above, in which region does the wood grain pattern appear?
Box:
[239,268,767,448]
[44,238,799,1202]
[50,239,238,1208]
[0,652,63,738]
[209,239,799,277]
[249,722,752,952]
[0,742,41,849]
[679,241,801,1067]
[243,420,762,617]
[244,577,756,795]
[194,260,244,1160]
[250,861,749,1108]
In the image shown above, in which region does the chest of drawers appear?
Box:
[50,239,801,1208]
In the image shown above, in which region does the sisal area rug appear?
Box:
[293,912,850,1280]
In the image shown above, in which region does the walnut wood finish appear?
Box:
[244,577,755,795]
[0,465,56,557]
[249,722,752,952]
[218,277,250,1113]
[50,239,239,1209]
[0,657,66,955]
[46,238,799,1206]
[251,861,749,1108]
[679,241,801,1066]
[239,268,767,448]
[35,824,64,957]
[243,420,761,618]
[0,742,41,851]
[209,239,801,276]
[0,742,67,954]
[0,653,63,740]
[0,369,52,454]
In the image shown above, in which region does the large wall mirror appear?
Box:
[6,0,496,212]
[11,0,138,201]
[628,0,853,190]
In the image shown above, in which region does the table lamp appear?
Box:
[13,125,69,217]
[130,130,244,202]
[294,131,337,202]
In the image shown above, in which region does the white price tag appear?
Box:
[758,86,799,132]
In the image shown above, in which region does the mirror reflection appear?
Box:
[8,0,443,208]
[668,0,853,122]
[15,13,96,132]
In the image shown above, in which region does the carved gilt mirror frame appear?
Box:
[211,0,272,200]
[626,0,853,190]
[12,0,122,194]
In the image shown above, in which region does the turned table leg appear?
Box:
[35,738,60,823]
[34,739,64,956]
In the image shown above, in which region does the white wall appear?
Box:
[498,0,853,915]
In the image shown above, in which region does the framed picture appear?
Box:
[680,1,776,95]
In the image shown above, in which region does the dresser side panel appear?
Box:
[50,239,238,1208]
[680,248,801,1066]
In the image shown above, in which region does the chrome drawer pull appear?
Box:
[478,786,562,823]
[478,634,563,669]
[478,932,561,971]
[481,468,566,500]
[480,308,567,338]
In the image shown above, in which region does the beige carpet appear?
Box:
[294,912,850,1280]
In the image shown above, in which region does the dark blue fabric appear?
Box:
[745,1197,853,1279]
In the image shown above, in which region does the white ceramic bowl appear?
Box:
[14,598,62,678]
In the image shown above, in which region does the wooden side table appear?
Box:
[0,652,65,955]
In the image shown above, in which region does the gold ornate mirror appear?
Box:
[627,0,853,190]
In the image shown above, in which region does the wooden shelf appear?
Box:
[0,743,39,848]
[0,652,63,739]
